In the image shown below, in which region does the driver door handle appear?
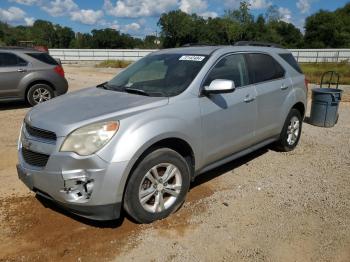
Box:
[17,68,27,72]
[244,96,255,103]
[281,83,289,90]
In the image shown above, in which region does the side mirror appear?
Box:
[203,79,235,95]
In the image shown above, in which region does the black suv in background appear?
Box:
[0,48,68,106]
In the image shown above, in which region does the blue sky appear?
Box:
[0,0,349,38]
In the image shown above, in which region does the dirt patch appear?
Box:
[0,196,140,262]
[0,177,215,262]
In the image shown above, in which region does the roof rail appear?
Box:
[234,41,283,48]
[182,43,213,47]
[0,46,37,51]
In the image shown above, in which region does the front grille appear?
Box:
[25,123,57,141]
[22,148,50,167]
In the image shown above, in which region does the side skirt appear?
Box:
[195,137,278,177]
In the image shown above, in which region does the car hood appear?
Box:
[26,87,169,136]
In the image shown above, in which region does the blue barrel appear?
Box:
[309,88,343,127]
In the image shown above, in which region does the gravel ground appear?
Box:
[0,65,349,262]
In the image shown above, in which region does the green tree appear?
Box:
[31,20,58,47]
[304,4,350,48]
[70,32,93,48]
[225,1,254,40]
[55,25,75,48]
[158,10,201,47]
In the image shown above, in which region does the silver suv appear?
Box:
[17,43,307,223]
[0,48,68,105]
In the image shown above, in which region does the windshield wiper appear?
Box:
[97,82,125,92]
[97,82,113,90]
[124,87,150,96]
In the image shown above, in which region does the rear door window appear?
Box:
[246,53,285,84]
[279,53,303,74]
[26,53,58,65]
[0,52,28,67]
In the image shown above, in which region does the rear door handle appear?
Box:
[244,96,255,103]
[17,68,27,72]
[281,84,289,90]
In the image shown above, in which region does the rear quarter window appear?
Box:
[26,53,58,65]
[246,53,285,84]
[279,53,303,74]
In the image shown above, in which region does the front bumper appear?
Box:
[17,126,130,220]
[17,163,122,220]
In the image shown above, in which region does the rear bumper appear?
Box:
[54,77,68,96]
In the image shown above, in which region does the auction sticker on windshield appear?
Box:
[179,55,206,61]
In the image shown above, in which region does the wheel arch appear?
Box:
[291,101,306,118]
[25,80,55,101]
[119,136,195,205]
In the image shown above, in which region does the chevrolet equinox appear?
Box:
[17,42,307,223]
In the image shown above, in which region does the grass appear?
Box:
[301,62,350,85]
[95,59,132,68]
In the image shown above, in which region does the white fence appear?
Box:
[48,49,155,62]
[49,48,350,63]
[289,49,350,63]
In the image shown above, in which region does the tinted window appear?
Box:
[204,54,249,87]
[26,53,58,65]
[0,52,28,67]
[279,53,303,74]
[246,53,285,84]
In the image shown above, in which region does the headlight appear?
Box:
[60,121,119,156]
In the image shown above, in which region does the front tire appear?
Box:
[27,84,54,106]
[275,109,302,152]
[124,148,190,223]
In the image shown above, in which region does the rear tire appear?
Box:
[123,148,190,224]
[275,109,302,152]
[27,83,54,106]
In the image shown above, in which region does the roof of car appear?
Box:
[154,44,288,56]
[0,47,43,53]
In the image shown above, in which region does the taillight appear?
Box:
[54,65,65,77]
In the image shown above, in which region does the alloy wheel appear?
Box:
[138,163,182,213]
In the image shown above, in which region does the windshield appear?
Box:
[107,53,209,97]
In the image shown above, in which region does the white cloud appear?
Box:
[9,0,41,5]
[70,9,104,25]
[104,0,178,18]
[223,0,241,9]
[179,0,207,14]
[278,7,292,23]
[296,0,310,14]
[200,11,218,19]
[105,20,142,33]
[0,6,35,26]
[224,0,271,9]
[24,16,35,25]
[249,0,271,10]
[42,0,78,17]
[0,6,26,22]
[224,0,241,9]
[124,22,141,31]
